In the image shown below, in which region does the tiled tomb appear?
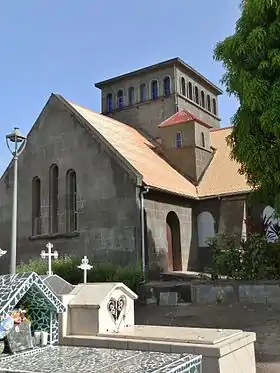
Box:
[60,282,257,373]
[0,272,65,353]
[0,345,202,373]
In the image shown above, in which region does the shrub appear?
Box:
[17,256,143,292]
[209,232,280,280]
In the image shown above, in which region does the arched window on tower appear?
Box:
[117,89,124,109]
[207,95,211,112]
[128,87,134,106]
[181,77,186,96]
[140,83,147,102]
[49,164,59,234]
[106,93,113,113]
[195,86,199,104]
[201,91,205,108]
[201,132,206,147]
[188,82,193,100]
[151,80,158,100]
[32,176,41,235]
[163,76,171,96]
[66,169,77,232]
[212,98,217,115]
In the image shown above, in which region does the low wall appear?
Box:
[191,280,280,305]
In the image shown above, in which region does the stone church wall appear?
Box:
[0,97,141,273]
[144,191,194,272]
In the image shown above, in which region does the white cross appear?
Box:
[77,256,92,284]
[40,242,58,275]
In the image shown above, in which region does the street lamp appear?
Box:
[6,127,27,275]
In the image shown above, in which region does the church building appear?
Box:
[0,58,252,274]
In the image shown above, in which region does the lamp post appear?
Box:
[6,127,27,275]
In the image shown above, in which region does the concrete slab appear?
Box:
[99,325,243,345]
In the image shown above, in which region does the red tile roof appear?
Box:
[158,110,212,129]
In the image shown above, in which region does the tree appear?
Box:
[214,0,280,211]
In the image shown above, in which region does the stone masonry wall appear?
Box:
[144,191,194,272]
[0,96,141,273]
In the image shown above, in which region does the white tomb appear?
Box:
[60,282,256,373]
[61,282,137,337]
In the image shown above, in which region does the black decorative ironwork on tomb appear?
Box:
[107,295,126,323]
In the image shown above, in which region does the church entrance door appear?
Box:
[166,212,182,271]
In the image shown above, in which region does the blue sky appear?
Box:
[0,1,241,175]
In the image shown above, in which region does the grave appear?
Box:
[61,282,137,336]
[61,281,257,373]
[0,272,65,355]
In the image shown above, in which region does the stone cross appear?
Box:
[77,256,92,284]
[40,242,58,275]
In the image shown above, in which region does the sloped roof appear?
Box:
[0,272,65,320]
[158,109,212,129]
[62,97,197,198]
[40,274,75,296]
[68,282,138,306]
[197,127,250,198]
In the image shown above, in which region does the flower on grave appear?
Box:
[0,316,14,338]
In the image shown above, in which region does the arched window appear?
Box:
[66,169,77,232]
[140,83,147,102]
[212,98,217,115]
[166,211,182,271]
[175,132,183,148]
[106,93,113,113]
[197,211,215,246]
[201,132,205,147]
[263,206,280,242]
[151,80,158,100]
[32,176,41,235]
[207,95,211,112]
[201,91,205,108]
[194,86,199,104]
[163,76,171,97]
[128,87,134,106]
[117,89,124,109]
[49,164,59,233]
[180,77,186,96]
[188,82,193,100]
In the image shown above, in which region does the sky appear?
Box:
[0,1,241,175]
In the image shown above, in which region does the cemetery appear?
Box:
[0,242,257,372]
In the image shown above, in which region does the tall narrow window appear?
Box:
[66,169,77,232]
[201,132,205,147]
[106,93,113,113]
[140,83,147,102]
[195,86,199,104]
[181,77,186,96]
[128,87,134,106]
[188,82,193,100]
[163,76,171,97]
[32,177,41,235]
[117,89,124,109]
[49,164,59,233]
[207,95,211,112]
[201,91,205,108]
[151,80,158,100]
[212,98,217,115]
[175,132,183,148]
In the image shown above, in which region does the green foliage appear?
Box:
[17,256,143,292]
[210,232,280,280]
[214,0,280,211]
